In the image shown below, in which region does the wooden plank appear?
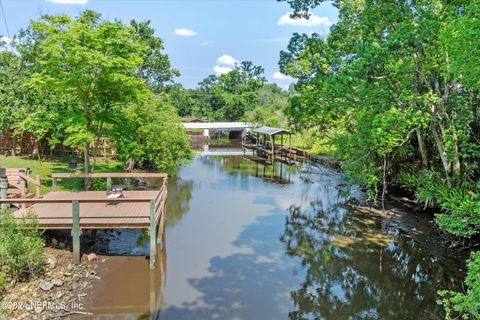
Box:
[11,190,161,229]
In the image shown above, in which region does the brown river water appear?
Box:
[80,152,467,320]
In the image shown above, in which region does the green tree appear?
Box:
[131,19,180,93]
[23,10,149,185]
[278,0,480,318]
[111,100,192,172]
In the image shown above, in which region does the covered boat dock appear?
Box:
[243,126,307,163]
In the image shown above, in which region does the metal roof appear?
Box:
[252,126,291,136]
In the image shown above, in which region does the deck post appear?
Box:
[35,175,41,197]
[72,200,80,264]
[149,199,156,269]
[106,177,112,190]
[0,175,8,210]
[52,178,57,191]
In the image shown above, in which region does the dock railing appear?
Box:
[0,173,168,268]
[50,172,168,191]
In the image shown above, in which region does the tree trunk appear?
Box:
[429,124,449,181]
[91,122,104,173]
[415,128,429,167]
[84,142,91,190]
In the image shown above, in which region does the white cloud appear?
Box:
[201,41,210,46]
[1,36,12,45]
[174,28,198,37]
[272,71,293,81]
[216,54,238,66]
[47,0,88,4]
[213,65,233,75]
[272,71,295,90]
[278,12,333,27]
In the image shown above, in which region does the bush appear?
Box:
[91,177,107,191]
[400,171,480,237]
[0,209,45,281]
[438,251,480,320]
[0,271,5,292]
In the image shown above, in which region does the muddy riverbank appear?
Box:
[0,244,101,319]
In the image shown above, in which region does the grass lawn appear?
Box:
[0,155,123,194]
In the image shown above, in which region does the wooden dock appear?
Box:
[0,172,168,269]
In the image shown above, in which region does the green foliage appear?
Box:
[22,10,149,156]
[0,271,5,292]
[0,210,45,282]
[2,10,190,173]
[91,178,107,191]
[166,62,289,123]
[112,101,193,173]
[438,251,480,320]
[131,19,180,92]
[441,2,480,90]
[278,1,480,316]
[400,171,480,237]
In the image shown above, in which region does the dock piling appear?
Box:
[72,200,80,264]
[149,199,157,269]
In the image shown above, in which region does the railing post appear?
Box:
[0,175,8,210]
[20,179,26,208]
[52,177,57,191]
[149,199,156,269]
[35,175,40,197]
[72,200,80,264]
[106,177,112,190]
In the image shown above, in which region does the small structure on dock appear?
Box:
[243,126,307,164]
[0,172,167,269]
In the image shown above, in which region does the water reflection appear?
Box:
[86,156,466,319]
[166,176,195,227]
[281,192,464,319]
[200,155,300,185]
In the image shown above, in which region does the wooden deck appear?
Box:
[14,190,163,229]
[0,172,168,268]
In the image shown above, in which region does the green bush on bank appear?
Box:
[0,209,45,283]
[0,271,5,292]
[400,171,480,237]
[438,251,480,320]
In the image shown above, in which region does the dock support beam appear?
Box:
[149,199,156,269]
[72,200,80,264]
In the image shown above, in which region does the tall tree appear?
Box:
[130,19,180,92]
[23,10,149,186]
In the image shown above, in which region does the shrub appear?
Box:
[438,251,480,320]
[91,177,107,191]
[399,171,480,237]
[0,209,45,281]
[0,271,5,292]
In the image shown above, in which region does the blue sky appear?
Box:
[0,0,338,88]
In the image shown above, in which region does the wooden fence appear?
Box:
[0,131,117,158]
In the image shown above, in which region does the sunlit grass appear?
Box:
[0,155,123,194]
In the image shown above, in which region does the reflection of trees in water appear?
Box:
[281,204,461,320]
[199,155,301,184]
[166,176,195,227]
